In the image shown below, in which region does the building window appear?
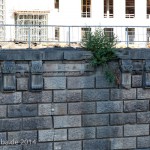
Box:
[55,27,59,41]
[126,28,135,44]
[104,28,114,39]
[81,28,91,40]
[55,0,59,9]
[126,0,135,18]
[14,11,49,42]
[81,0,91,18]
[147,0,150,18]
[104,0,113,18]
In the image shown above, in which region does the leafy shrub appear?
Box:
[82,28,118,83]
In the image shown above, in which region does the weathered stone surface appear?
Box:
[132,60,143,71]
[68,127,95,140]
[39,129,67,141]
[44,50,64,60]
[97,126,123,138]
[0,133,6,141]
[137,149,150,150]
[23,51,43,60]
[97,101,123,113]
[23,91,52,103]
[111,137,136,149]
[122,73,131,89]
[44,77,66,89]
[1,49,150,149]
[30,61,43,91]
[31,61,43,74]
[38,104,52,116]
[54,141,82,150]
[67,76,94,89]
[64,51,92,60]
[121,60,133,73]
[54,116,81,128]
[54,90,81,102]
[130,49,146,59]
[0,105,6,118]
[16,64,29,73]
[44,64,65,72]
[3,75,16,91]
[52,103,67,115]
[137,136,150,148]
[111,89,122,100]
[111,89,136,100]
[64,71,85,76]
[0,50,22,60]
[110,113,136,125]
[43,63,93,72]
[68,102,95,114]
[1,49,148,61]
[8,104,37,117]
[132,75,142,87]
[96,75,116,88]
[0,145,22,150]
[0,119,22,131]
[43,72,65,77]
[31,75,43,91]
[122,89,137,99]
[137,112,150,123]
[23,117,52,130]
[137,88,150,99]
[144,72,150,88]
[121,64,133,73]
[39,103,67,116]
[23,143,52,150]
[8,131,37,142]
[17,78,28,90]
[116,49,131,59]
[124,124,149,136]
[124,100,149,112]
[145,60,150,71]
[83,139,110,150]
[2,61,16,74]
[83,89,109,101]
[83,114,109,126]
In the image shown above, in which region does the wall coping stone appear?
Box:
[0,48,150,61]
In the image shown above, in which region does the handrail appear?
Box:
[0,24,149,49]
[125,14,135,18]
[104,14,114,18]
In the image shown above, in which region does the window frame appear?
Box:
[55,0,59,9]
[104,0,114,18]
[81,0,91,18]
[125,0,135,18]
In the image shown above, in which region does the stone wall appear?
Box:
[0,48,149,150]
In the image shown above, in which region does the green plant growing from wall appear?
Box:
[82,28,118,83]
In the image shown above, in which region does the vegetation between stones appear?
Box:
[82,28,118,83]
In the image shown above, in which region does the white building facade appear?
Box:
[1,0,150,47]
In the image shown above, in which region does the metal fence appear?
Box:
[0,24,150,49]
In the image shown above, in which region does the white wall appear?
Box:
[3,0,150,45]
[4,0,150,26]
